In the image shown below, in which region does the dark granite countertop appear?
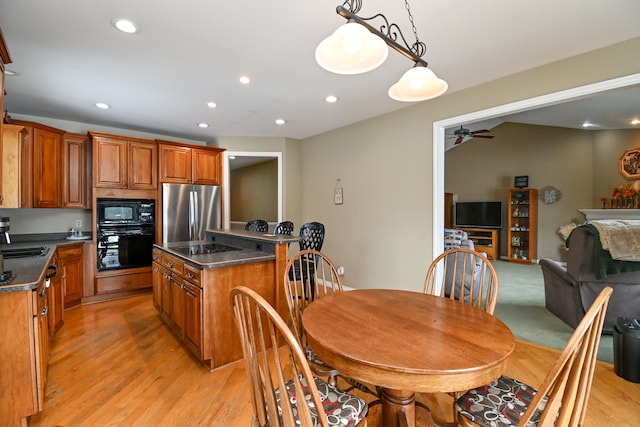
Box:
[155,240,276,268]
[0,235,93,293]
[155,229,297,268]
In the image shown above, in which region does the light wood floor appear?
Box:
[33,294,640,426]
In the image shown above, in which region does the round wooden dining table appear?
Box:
[302,289,515,427]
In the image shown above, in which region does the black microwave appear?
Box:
[97,198,155,225]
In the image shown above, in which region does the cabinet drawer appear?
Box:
[161,252,183,275]
[152,248,161,263]
[183,263,201,285]
[95,271,151,293]
[58,244,83,259]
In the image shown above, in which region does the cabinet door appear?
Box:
[169,276,185,336]
[20,127,33,207]
[192,148,221,185]
[33,127,62,208]
[62,133,87,208]
[60,248,83,308]
[183,281,202,357]
[152,261,162,311]
[129,140,157,190]
[93,136,127,188]
[48,274,64,336]
[159,144,192,183]
[1,124,24,207]
[160,268,172,320]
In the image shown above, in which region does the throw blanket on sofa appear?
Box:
[590,220,640,261]
[568,224,640,279]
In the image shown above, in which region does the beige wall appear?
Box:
[300,37,640,291]
[230,159,278,222]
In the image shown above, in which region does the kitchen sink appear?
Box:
[0,246,50,259]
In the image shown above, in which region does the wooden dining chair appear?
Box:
[284,250,343,385]
[455,286,613,427]
[423,248,499,314]
[230,286,368,427]
[284,250,380,398]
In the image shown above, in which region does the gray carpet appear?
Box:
[491,259,614,364]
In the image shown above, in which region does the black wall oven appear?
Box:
[97,198,155,271]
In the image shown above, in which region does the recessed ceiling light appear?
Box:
[197,123,209,128]
[112,18,139,34]
[5,69,17,76]
[239,76,250,85]
[325,95,338,103]
[275,119,286,125]
[631,119,640,125]
[582,121,596,128]
[207,101,217,108]
[95,102,111,109]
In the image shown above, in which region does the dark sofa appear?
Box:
[540,225,640,333]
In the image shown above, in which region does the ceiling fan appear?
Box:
[448,125,495,145]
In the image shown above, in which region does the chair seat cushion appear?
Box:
[276,375,368,427]
[455,375,549,427]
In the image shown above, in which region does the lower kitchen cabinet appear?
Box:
[48,257,64,335]
[152,247,275,370]
[0,279,49,425]
[58,243,84,308]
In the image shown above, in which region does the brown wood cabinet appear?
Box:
[10,121,65,208]
[152,247,275,370]
[48,252,64,336]
[62,132,88,208]
[91,132,157,190]
[456,227,499,260]
[1,123,25,207]
[158,141,223,185]
[0,279,49,425]
[58,244,84,308]
[507,188,538,264]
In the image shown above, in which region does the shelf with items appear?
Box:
[455,227,499,260]
[507,188,538,264]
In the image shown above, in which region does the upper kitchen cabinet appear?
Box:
[62,132,88,208]
[1,124,24,207]
[0,28,12,200]
[158,141,224,185]
[91,132,157,191]
[10,120,64,208]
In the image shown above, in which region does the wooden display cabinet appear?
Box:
[456,227,499,260]
[507,188,538,264]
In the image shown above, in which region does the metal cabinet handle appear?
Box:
[41,307,49,316]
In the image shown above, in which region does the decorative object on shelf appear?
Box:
[514,175,529,188]
[540,185,561,204]
[315,0,447,102]
[619,147,640,178]
[600,181,640,209]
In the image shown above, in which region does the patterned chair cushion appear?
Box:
[275,375,368,427]
[305,344,330,368]
[455,375,550,427]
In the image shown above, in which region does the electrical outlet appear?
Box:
[76,219,82,228]
[337,266,345,276]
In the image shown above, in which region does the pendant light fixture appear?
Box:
[316,0,447,102]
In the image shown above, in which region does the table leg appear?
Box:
[381,388,416,427]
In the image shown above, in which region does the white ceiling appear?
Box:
[1,0,639,143]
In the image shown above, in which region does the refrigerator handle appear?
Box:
[189,191,198,240]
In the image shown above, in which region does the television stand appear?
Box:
[456,227,499,260]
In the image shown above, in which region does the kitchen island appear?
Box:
[153,229,297,371]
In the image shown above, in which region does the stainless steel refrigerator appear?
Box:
[162,183,221,242]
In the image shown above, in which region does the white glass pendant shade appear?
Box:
[388,66,448,102]
[315,22,388,75]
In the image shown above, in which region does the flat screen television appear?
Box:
[454,201,502,229]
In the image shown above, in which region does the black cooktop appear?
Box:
[170,243,241,256]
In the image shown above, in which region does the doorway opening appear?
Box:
[432,73,640,258]
[222,151,283,229]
